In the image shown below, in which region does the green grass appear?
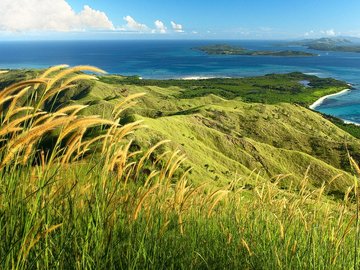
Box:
[2,67,360,269]
[2,158,360,269]
[78,73,358,192]
[2,69,359,188]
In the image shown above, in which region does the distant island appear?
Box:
[288,37,360,53]
[195,44,317,57]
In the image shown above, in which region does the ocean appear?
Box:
[0,39,359,123]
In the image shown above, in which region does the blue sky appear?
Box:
[1,0,360,39]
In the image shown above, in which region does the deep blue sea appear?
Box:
[0,40,360,123]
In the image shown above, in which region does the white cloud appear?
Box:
[123,15,149,32]
[321,29,336,36]
[326,29,336,36]
[171,21,184,33]
[0,1,186,36]
[0,0,114,32]
[304,30,315,37]
[154,20,167,34]
[78,5,114,31]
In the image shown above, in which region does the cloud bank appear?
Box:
[304,29,338,37]
[322,29,336,36]
[0,0,114,32]
[0,0,186,36]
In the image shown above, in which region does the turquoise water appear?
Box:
[0,40,359,123]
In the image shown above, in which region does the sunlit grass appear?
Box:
[0,66,360,269]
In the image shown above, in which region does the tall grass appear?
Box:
[1,66,360,269]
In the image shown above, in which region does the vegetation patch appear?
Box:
[2,67,360,269]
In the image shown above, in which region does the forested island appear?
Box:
[195,44,317,56]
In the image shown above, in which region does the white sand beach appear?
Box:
[181,76,216,80]
[181,76,232,80]
[309,88,351,110]
[0,70,9,74]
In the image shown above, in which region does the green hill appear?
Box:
[2,70,357,196]
[2,67,360,269]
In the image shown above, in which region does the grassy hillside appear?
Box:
[2,66,360,269]
[43,72,360,192]
[1,69,358,194]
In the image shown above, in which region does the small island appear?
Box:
[195,44,317,57]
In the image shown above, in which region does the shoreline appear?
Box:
[309,87,360,126]
[180,76,232,80]
[181,76,216,80]
[343,119,360,126]
[309,88,351,110]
